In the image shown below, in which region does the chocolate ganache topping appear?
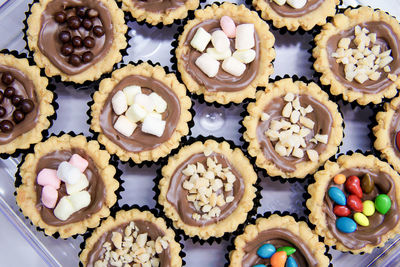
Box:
[241,228,319,267]
[390,104,400,158]
[269,0,325,18]
[0,66,38,145]
[182,19,260,92]
[256,94,332,172]
[86,220,171,267]
[327,21,400,94]
[324,168,400,250]
[132,0,187,13]
[35,148,105,226]
[166,152,244,227]
[38,0,114,75]
[100,75,181,153]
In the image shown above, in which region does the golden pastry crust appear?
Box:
[313,6,400,105]
[253,0,339,31]
[229,214,330,267]
[243,78,343,179]
[80,208,182,267]
[16,134,119,238]
[119,0,199,26]
[0,53,54,155]
[175,3,275,104]
[158,139,258,239]
[90,62,192,163]
[27,0,128,84]
[306,153,400,254]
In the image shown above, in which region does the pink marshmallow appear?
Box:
[69,154,88,173]
[37,168,61,189]
[41,185,58,209]
[220,16,236,38]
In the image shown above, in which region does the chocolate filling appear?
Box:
[86,219,171,267]
[269,0,325,18]
[241,228,319,267]
[0,66,39,145]
[100,75,181,153]
[324,168,400,250]
[181,19,260,92]
[390,104,400,158]
[327,21,400,94]
[38,0,114,75]
[166,152,244,227]
[34,148,105,226]
[132,0,186,13]
[256,94,333,173]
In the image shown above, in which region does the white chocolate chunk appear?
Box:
[290,110,300,124]
[148,112,162,120]
[141,116,166,137]
[282,102,292,118]
[284,92,295,102]
[273,0,286,5]
[111,91,128,115]
[292,147,304,158]
[261,112,270,121]
[206,48,231,60]
[232,49,256,64]
[315,134,328,144]
[123,85,141,105]
[195,53,220,78]
[222,56,246,77]
[125,104,147,123]
[114,115,137,137]
[190,27,211,52]
[57,161,81,185]
[66,173,89,194]
[68,191,91,211]
[134,93,155,113]
[211,30,230,52]
[300,116,315,129]
[149,92,167,113]
[287,0,307,9]
[235,24,255,50]
[292,97,300,110]
[275,142,287,156]
[54,197,75,221]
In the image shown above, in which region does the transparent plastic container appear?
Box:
[0,0,400,266]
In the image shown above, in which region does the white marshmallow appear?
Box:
[211,30,230,52]
[126,104,148,123]
[287,0,307,9]
[273,0,286,5]
[66,173,89,194]
[114,115,137,137]
[235,24,255,50]
[68,191,91,211]
[206,48,231,60]
[111,91,128,115]
[148,112,163,120]
[195,53,220,78]
[134,93,155,113]
[123,85,141,105]
[222,57,246,77]
[149,92,167,113]
[190,27,211,52]
[233,49,256,64]
[54,197,75,221]
[142,116,166,137]
[57,161,81,185]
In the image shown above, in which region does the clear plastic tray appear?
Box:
[1,0,400,266]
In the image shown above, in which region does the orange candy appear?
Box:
[270,251,287,267]
[334,174,346,185]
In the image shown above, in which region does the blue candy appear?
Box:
[336,217,357,233]
[253,265,266,267]
[257,243,276,259]
[286,256,298,267]
[328,187,346,206]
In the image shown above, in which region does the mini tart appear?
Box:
[16,134,119,238]
[313,6,400,105]
[158,139,257,240]
[253,0,339,31]
[243,78,343,179]
[90,62,192,163]
[229,214,330,267]
[119,0,199,26]
[80,209,182,267]
[27,0,128,84]
[306,153,400,254]
[0,53,54,156]
[175,3,275,104]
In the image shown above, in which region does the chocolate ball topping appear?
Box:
[59,31,71,43]
[67,16,81,30]
[72,36,83,48]
[61,43,74,56]
[11,95,23,106]
[4,87,15,98]
[0,91,3,103]
[82,51,94,63]
[0,120,13,133]
[86,9,99,18]
[54,11,67,24]
[69,54,82,66]
[76,7,87,18]
[1,72,14,85]
[13,110,25,123]
[93,26,105,37]
[0,107,5,118]
[20,99,34,114]
[82,19,93,30]
[83,36,95,48]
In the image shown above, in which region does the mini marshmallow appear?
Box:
[111,91,128,115]
[54,196,75,221]
[222,57,246,77]
[37,168,61,189]
[233,49,256,64]
[195,53,220,78]
[287,0,307,9]
[206,48,231,60]
[68,154,88,173]
[68,191,91,211]
[142,116,166,137]
[273,0,286,5]
[66,173,89,195]
[235,24,255,50]
[220,16,236,38]
[211,30,230,52]
[126,104,148,123]
[41,185,58,209]
[134,93,155,113]
[57,161,81,185]
[148,112,163,120]
[149,92,167,113]
[123,85,141,105]
[114,115,137,137]
[190,27,211,52]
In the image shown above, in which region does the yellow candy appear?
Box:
[363,200,375,216]
[354,212,369,226]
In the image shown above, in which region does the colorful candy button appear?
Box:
[286,256,298,267]
[361,173,374,194]
[347,194,363,212]
[277,246,296,256]
[336,217,357,233]
[253,265,266,267]
[333,174,346,184]
[354,212,369,226]
[271,251,287,267]
[375,194,391,215]
[345,175,363,199]
[362,200,375,216]
[257,243,276,259]
[333,205,351,217]
[328,187,346,206]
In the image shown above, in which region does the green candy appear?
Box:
[375,194,391,215]
[277,246,296,256]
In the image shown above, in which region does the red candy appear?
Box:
[333,205,351,217]
[347,194,363,212]
[396,131,400,151]
[345,175,363,198]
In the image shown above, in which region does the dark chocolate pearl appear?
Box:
[11,95,23,106]
[72,36,83,48]
[20,99,34,114]
[69,54,82,66]
[58,31,71,43]
[82,19,93,30]
[0,107,5,118]
[0,120,13,133]
[76,7,87,18]
[83,36,95,48]
[67,16,81,30]
[93,26,105,37]
[13,110,25,123]
[1,72,14,85]
[0,91,3,103]
[61,43,74,56]
[4,87,15,98]
[82,51,94,63]
[54,11,67,24]
[86,9,99,18]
